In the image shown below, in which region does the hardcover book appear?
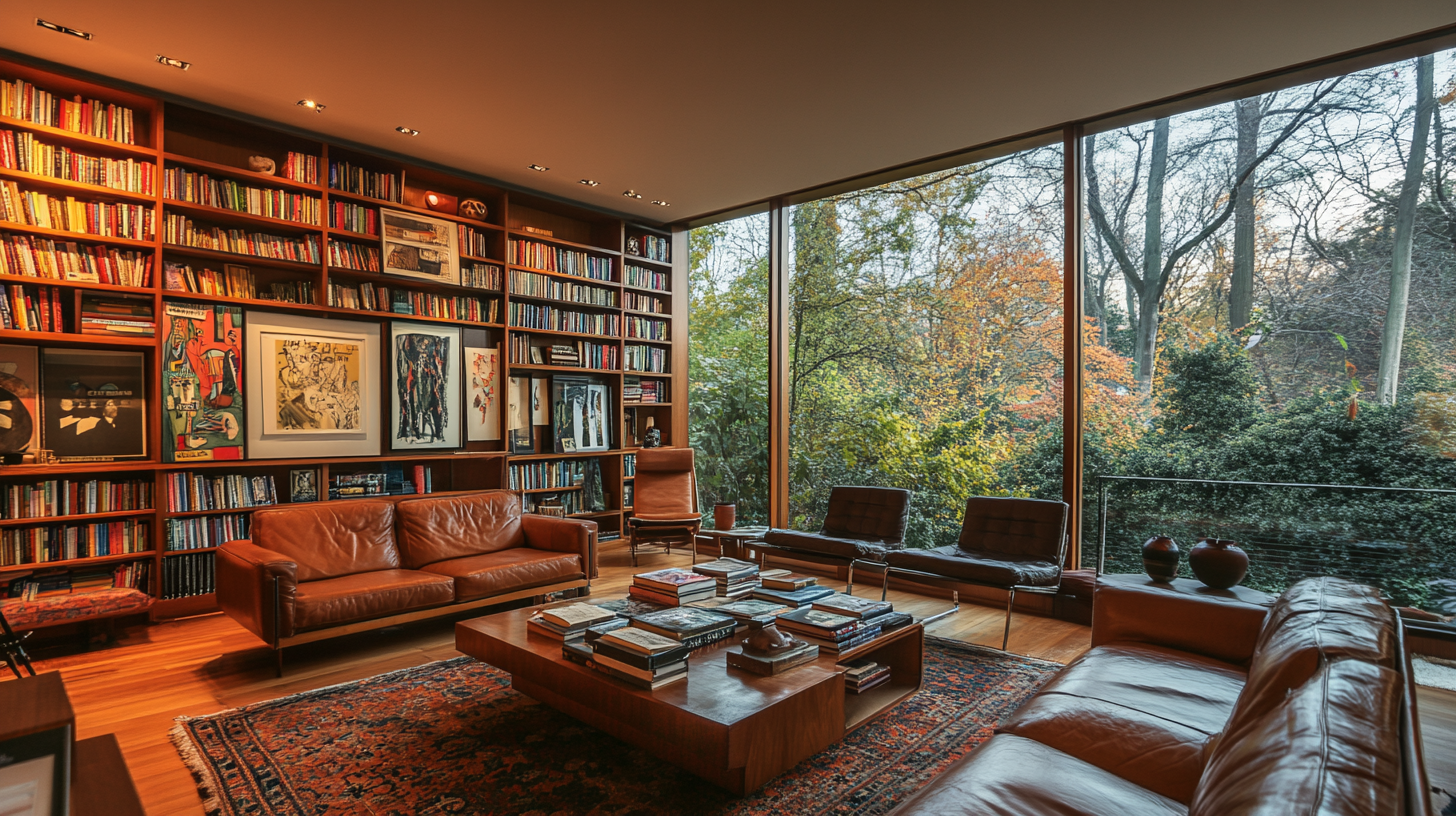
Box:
[633,567,715,593]
[596,596,671,618]
[725,640,820,676]
[714,599,790,620]
[541,602,617,630]
[759,571,818,591]
[751,585,836,608]
[692,558,759,580]
[597,626,682,654]
[592,651,688,682]
[590,638,693,671]
[589,660,687,690]
[775,607,860,634]
[631,607,737,640]
[811,593,893,620]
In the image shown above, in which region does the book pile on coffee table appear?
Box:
[773,593,913,653]
[526,602,618,642]
[691,557,761,598]
[628,567,716,606]
[842,657,892,694]
[562,606,740,690]
[751,569,835,608]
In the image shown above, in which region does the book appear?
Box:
[759,571,819,591]
[595,596,671,618]
[873,611,915,632]
[627,585,702,607]
[751,585,836,608]
[591,650,687,682]
[562,641,594,666]
[589,638,693,671]
[847,666,892,693]
[589,659,687,690]
[526,615,584,642]
[842,658,881,680]
[811,593,893,620]
[725,641,820,676]
[630,607,738,641]
[597,626,682,655]
[775,607,866,638]
[692,558,759,581]
[541,602,617,631]
[793,626,883,654]
[633,567,715,595]
[713,599,790,621]
[584,618,632,641]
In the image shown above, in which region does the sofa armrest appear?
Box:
[519,515,598,579]
[1091,574,1272,666]
[216,540,299,645]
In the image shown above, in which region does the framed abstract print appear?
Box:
[41,349,147,461]
[390,322,462,450]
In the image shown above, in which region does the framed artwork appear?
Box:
[529,346,544,365]
[531,377,549,425]
[507,376,533,453]
[465,346,500,441]
[41,349,147,461]
[381,208,459,286]
[0,722,70,816]
[245,312,380,459]
[0,344,39,455]
[390,322,461,450]
[290,468,319,503]
[552,377,610,453]
[162,302,244,463]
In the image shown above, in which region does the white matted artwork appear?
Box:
[465,346,500,441]
[390,322,461,449]
[381,208,459,286]
[245,313,380,458]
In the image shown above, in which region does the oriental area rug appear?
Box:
[172,638,1059,816]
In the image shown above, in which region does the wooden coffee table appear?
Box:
[456,606,923,794]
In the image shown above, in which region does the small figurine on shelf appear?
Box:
[643,416,662,448]
[247,155,276,175]
[627,236,641,256]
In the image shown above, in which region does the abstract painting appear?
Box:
[381,208,459,286]
[553,377,609,453]
[508,376,532,453]
[0,344,38,455]
[465,346,500,441]
[246,313,379,458]
[391,322,461,449]
[42,349,147,460]
[162,302,244,462]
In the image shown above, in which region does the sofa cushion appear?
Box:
[293,569,454,631]
[420,548,583,602]
[886,545,1060,587]
[956,496,1067,560]
[1190,659,1402,816]
[821,486,911,545]
[252,500,399,582]
[762,529,894,560]
[395,491,526,570]
[1224,577,1397,739]
[633,448,696,518]
[998,643,1245,804]
[891,734,1188,816]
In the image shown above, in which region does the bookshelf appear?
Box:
[0,57,684,623]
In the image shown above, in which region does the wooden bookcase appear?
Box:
[0,57,684,621]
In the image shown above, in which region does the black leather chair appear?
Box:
[875,496,1068,650]
[755,486,911,588]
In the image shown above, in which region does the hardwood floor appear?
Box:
[10,545,1451,815]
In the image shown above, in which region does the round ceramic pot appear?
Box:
[713,503,736,531]
[1189,538,1249,589]
[1141,536,1180,583]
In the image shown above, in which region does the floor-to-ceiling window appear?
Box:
[787,147,1065,547]
[689,214,770,524]
[1082,47,1456,612]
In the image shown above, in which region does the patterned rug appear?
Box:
[172,638,1060,816]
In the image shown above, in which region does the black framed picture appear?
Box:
[42,349,147,461]
[507,376,533,453]
[290,468,319,503]
[552,377,610,453]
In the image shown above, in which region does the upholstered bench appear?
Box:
[1,587,153,631]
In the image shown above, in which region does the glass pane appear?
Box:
[689,214,770,525]
[788,146,1065,547]
[1082,47,1456,614]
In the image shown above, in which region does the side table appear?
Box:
[1093,573,1274,666]
[697,526,770,560]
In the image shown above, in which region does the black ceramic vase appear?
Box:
[1141,536,1180,583]
[1189,538,1249,589]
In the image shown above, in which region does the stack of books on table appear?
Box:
[692,557,760,598]
[711,598,789,623]
[629,567,716,606]
[631,606,739,648]
[842,658,893,694]
[774,608,885,654]
[581,626,692,690]
[526,602,618,642]
[751,570,835,608]
[813,592,914,635]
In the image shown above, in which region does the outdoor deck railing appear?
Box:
[1094,474,1456,615]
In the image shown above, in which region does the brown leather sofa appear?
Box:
[217,490,596,674]
[892,574,1431,816]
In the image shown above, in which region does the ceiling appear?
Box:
[3,1,1454,225]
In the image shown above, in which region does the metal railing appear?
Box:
[1095,475,1456,614]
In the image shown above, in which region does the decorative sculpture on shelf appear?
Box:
[741,618,801,657]
[247,155,276,175]
[1189,538,1249,589]
[459,199,489,221]
[1141,535,1180,583]
[642,416,662,448]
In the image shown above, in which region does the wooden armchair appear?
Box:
[626,448,702,566]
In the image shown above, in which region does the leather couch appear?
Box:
[892,574,1431,816]
[217,490,596,673]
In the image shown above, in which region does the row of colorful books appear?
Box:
[462,262,503,290]
[164,214,323,263]
[326,282,497,323]
[0,78,138,145]
[508,301,621,336]
[164,167,321,225]
[625,264,670,292]
[508,458,588,491]
[509,240,614,282]
[161,551,213,599]
[624,343,667,373]
[1,180,153,239]
[326,239,381,272]
[625,315,669,340]
[2,561,148,602]
[0,283,63,332]
[458,224,494,258]
[328,161,399,203]
[329,201,377,235]
[165,472,276,513]
[623,376,664,404]
[0,129,155,194]
[1,478,152,520]
[623,291,666,314]
[509,336,620,370]
[0,232,152,286]
[281,152,319,185]
[163,261,256,299]
[1,519,150,566]
[637,234,670,262]
[79,293,154,336]
[509,269,618,307]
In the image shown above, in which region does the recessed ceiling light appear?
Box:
[36,19,92,40]
[155,55,190,71]
[296,99,326,113]
[579,179,599,187]
[622,190,642,199]
[396,126,419,136]
[650,200,670,207]
[528,164,549,172]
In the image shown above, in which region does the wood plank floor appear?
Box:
[9,544,1453,815]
